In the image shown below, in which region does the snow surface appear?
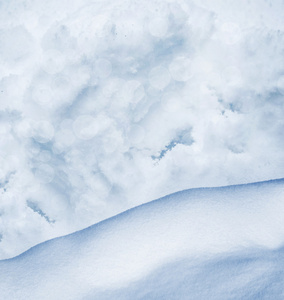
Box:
[1,0,284,260]
[1,178,284,299]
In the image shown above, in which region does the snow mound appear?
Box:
[1,0,284,260]
[1,178,284,299]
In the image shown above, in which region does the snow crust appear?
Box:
[1,179,284,299]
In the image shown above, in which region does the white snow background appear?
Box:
[0,0,284,262]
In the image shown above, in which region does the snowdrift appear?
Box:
[1,179,284,299]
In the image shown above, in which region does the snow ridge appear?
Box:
[1,178,284,299]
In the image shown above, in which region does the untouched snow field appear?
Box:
[1,178,284,299]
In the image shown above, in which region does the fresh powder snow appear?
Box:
[1,178,284,299]
[1,0,284,260]
[1,0,284,298]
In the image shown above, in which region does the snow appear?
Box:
[1,0,284,297]
[1,0,284,259]
[1,178,284,299]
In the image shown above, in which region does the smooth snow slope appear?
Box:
[1,179,284,299]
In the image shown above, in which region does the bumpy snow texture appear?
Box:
[1,0,284,259]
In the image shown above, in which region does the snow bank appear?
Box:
[1,178,284,299]
[1,0,284,260]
